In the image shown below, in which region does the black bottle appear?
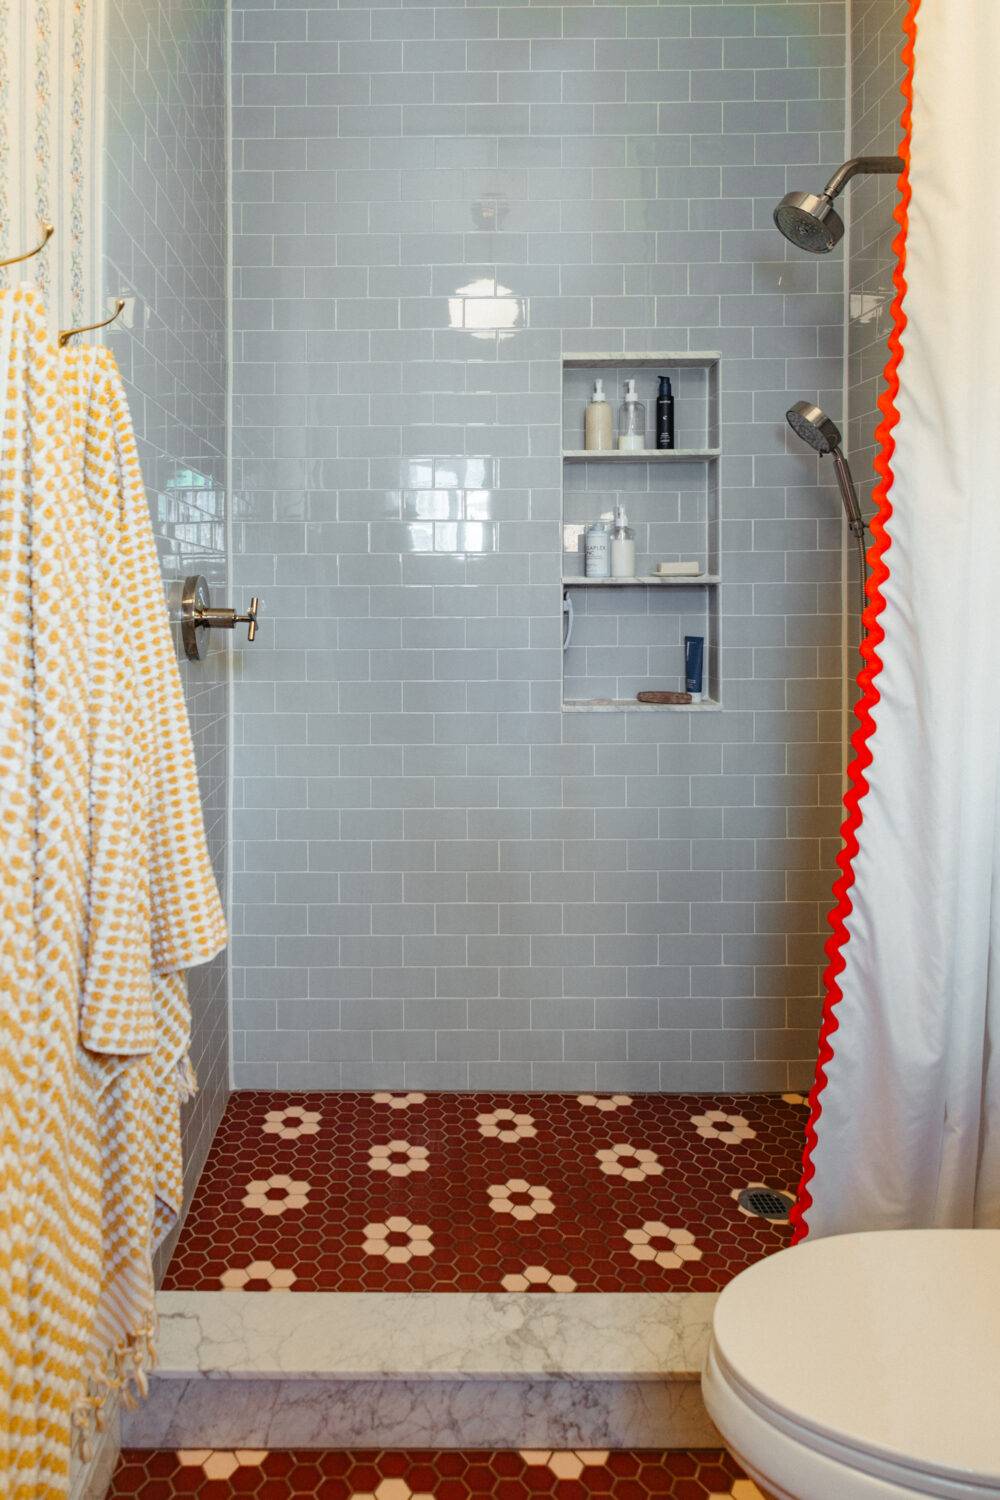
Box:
[656,375,675,449]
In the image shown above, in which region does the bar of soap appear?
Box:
[653,560,702,577]
[637,691,693,705]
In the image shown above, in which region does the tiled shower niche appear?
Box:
[561,354,720,713]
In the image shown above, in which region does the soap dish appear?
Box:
[653,561,703,578]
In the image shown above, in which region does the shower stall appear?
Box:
[1,1,915,1496]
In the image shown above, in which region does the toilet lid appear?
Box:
[712,1229,1000,1490]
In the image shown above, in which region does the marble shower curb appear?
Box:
[122,1291,720,1449]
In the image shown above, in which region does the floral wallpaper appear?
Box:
[0,0,105,327]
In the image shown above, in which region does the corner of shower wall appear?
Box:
[847,2,910,517]
[840,0,908,712]
[102,0,232,1274]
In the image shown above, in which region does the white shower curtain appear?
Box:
[795,0,1000,1239]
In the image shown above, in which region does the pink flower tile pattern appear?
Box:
[263,1107,321,1141]
[477,1108,537,1142]
[500,1265,577,1293]
[241,1175,310,1216]
[690,1111,757,1145]
[368,1141,429,1177]
[487,1179,555,1221]
[596,1142,664,1181]
[624,1223,701,1270]
[361,1218,433,1264]
[164,1091,806,1294]
[219,1260,296,1291]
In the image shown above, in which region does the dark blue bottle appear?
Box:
[656,375,675,450]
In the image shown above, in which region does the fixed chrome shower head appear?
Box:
[774,191,844,253]
[774,156,904,253]
[786,400,842,456]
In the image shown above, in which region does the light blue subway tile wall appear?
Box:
[104,0,230,1270]
[848,0,906,514]
[231,0,848,1093]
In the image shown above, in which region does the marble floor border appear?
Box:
[123,1290,720,1450]
[150,1290,714,1381]
[122,1374,720,1450]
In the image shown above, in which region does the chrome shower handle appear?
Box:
[234,597,259,641]
[181,575,261,660]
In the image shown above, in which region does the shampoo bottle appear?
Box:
[610,505,636,577]
[656,375,675,449]
[617,379,646,451]
[585,520,611,578]
[584,378,613,451]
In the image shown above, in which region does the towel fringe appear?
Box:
[72,1316,158,1460]
[176,1053,198,1102]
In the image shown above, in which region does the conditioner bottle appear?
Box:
[584,379,613,451]
[656,375,675,449]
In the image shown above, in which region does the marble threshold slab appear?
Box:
[122,1291,721,1450]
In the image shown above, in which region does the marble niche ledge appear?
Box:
[123,1290,720,1451]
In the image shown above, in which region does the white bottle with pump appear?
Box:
[610,505,636,577]
[617,379,646,451]
[584,378,613,451]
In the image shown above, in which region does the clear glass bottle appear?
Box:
[617,379,646,451]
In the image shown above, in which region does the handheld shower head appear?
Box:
[786,399,869,631]
[786,400,861,530]
[774,156,904,253]
[786,400,842,456]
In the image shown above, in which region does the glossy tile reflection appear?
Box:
[230,0,849,1095]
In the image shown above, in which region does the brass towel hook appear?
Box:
[0,221,55,270]
[58,297,127,348]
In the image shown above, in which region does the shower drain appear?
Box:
[737,1187,795,1221]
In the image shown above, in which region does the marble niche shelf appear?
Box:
[562,697,721,714]
[561,352,721,713]
[562,575,720,587]
[563,448,720,462]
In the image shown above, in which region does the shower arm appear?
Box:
[822,156,905,201]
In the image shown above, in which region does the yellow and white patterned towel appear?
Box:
[0,291,227,1496]
[99,347,227,1237]
[61,344,154,1064]
[104,354,228,981]
[0,284,103,1498]
[58,343,158,1402]
[57,343,227,1409]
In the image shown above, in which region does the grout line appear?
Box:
[225,0,236,1093]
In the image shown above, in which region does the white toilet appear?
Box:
[702,1229,1000,1499]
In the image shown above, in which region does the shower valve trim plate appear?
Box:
[181,574,259,661]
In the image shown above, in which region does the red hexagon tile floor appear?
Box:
[107,1447,762,1498]
[163,1091,807,1295]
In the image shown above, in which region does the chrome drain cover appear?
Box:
[738,1187,795,1221]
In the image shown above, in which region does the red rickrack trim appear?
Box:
[790,0,919,1244]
